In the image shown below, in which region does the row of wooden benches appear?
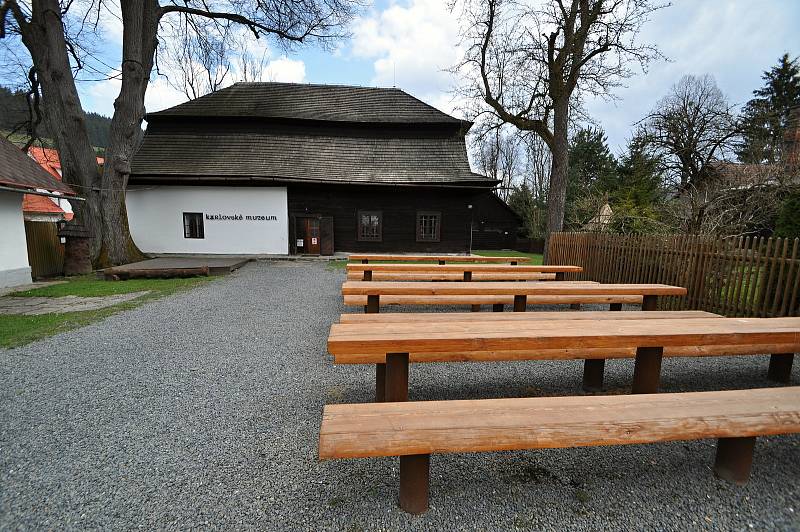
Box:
[320,309,799,514]
[346,263,581,281]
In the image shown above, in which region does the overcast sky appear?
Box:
[25,0,800,155]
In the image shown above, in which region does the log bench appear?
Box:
[319,387,800,514]
[327,316,800,399]
[346,263,582,282]
[341,281,686,313]
[348,254,532,265]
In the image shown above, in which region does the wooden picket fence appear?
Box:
[548,232,800,317]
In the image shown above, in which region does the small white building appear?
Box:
[0,137,76,288]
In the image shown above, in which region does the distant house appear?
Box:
[127,82,517,255]
[0,137,75,288]
[583,203,613,232]
[23,146,104,222]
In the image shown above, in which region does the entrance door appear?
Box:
[304,218,321,255]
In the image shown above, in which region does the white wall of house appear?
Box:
[126,186,289,254]
[0,190,32,288]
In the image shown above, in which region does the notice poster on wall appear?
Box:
[297,239,304,247]
[312,238,318,245]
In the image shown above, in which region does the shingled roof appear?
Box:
[0,137,75,195]
[131,82,495,188]
[131,130,491,186]
[147,82,465,125]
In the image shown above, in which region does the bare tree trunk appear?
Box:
[543,97,569,263]
[99,0,160,265]
[19,0,102,270]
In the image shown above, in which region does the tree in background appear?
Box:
[471,124,523,202]
[455,0,663,259]
[774,192,800,239]
[564,127,617,229]
[1,0,358,266]
[609,133,665,233]
[737,54,800,165]
[641,74,739,192]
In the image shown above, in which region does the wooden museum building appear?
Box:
[128,82,519,255]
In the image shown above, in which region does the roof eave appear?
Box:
[128,174,499,189]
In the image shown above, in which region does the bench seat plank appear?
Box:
[348,254,532,263]
[339,310,720,323]
[347,264,580,273]
[341,281,687,297]
[328,317,800,363]
[319,387,800,459]
[346,272,557,281]
[343,294,639,307]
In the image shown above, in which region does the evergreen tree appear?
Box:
[609,134,665,233]
[565,127,618,228]
[737,54,800,164]
[507,183,547,238]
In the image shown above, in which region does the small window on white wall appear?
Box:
[183,212,204,239]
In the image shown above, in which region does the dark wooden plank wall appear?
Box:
[470,191,522,250]
[288,184,481,253]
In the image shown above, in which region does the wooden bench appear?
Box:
[346,263,581,281]
[348,254,532,265]
[341,281,686,313]
[328,316,800,398]
[346,271,559,281]
[337,310,798,392]
[319,387,800,513]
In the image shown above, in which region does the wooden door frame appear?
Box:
[294,214,324,256]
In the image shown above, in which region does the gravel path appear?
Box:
[1,261,798,531]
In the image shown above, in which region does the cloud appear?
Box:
[351,0,464,116]
[82,46,307,116]
[259,56,307,83]
[583,0,800,153]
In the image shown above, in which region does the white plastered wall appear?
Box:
[0,190,32,288]
[126,186,289,254]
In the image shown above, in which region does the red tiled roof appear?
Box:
[22,193,72,220]
[27,146,104,178]
[0,137,75,194]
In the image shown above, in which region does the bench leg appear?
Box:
[767,353,794,383]
[513,295,527,312]
[555,272,564,281]
[609,303,622,311]
[463,271,472,282]
[399,454,430,514]
[471,304,481,312]
[569,303,581,310]
[362,259,369,264]
[714,436,756,485]
[375,363,386,402]
[385,353,409,402]
[632,346,664,394]
[582,359,605,392]
[642,295,657,311]
[492,303,504,312]
[366,294,380,314]
[439,260,446,265]
[363,270,372,281]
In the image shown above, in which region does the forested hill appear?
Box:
[0,86,112,148]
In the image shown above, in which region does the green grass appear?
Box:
[12,275,211,298]
[0,275,214,349]
[473,250,544,264]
